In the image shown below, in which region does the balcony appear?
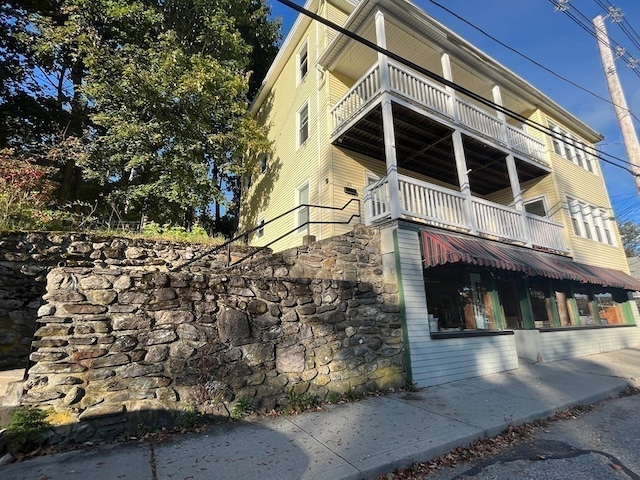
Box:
[365,174,568,252]
[330,60,548,167]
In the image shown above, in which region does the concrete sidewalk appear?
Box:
[2,348,639,480]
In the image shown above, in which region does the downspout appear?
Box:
[315,0,325,240]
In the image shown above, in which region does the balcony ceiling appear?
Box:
[333,102,547,196]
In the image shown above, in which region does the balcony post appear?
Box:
[506,153,531,245]
[375,11,401,219]
[441,53,457,121]
[451,131,477,234]
[492,85,510,146]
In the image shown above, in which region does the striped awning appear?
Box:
[421,230,640,291]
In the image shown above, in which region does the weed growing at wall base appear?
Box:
[3,407,51,455]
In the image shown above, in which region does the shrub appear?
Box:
[4,407,51,454]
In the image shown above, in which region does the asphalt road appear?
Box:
[425,393,640,480]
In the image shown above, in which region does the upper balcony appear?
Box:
[330,59,548,169]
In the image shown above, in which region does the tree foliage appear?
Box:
[618,220,640,257]
[0,0,280,234]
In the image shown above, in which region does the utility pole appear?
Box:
[593,14,640,193]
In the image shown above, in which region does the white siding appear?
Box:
[395,225,519,387]
[539,327,640,362]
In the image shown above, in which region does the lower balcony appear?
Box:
[364,174,568,253]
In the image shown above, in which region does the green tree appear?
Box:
[0,0,279,232]
[618,220,640,257]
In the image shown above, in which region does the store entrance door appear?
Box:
[498,279,522,329]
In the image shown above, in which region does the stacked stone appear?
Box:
[0,231,266,370]
[23,226,405,439]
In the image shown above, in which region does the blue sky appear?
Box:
[268,0,640,224]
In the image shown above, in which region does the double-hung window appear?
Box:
[567,196,615,245]
[549,121,597,174]
[297,181,310,234]
[298,41,308,84]
[298,102,309,147]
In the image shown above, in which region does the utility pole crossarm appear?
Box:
[593,14,640,192]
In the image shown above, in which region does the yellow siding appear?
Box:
[538,111,629,272]
[326,2,349,46]
[241,18,322,252]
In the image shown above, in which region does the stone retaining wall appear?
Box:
[20,226,405,440]
[0,231,264,369]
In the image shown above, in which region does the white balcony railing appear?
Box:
[332,64,381,132]
[331,60,548,165]
[388,63,452,120]
[364,174,568,252]
[472,197,525,243]
[398,177,467,229]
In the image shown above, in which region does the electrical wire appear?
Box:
[550,0,640,80]
[597,0,640,52]
[275,0,640,176]
[425,0,640,125]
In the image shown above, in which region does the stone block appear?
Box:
[91,353,130,368]
[145,329,177,345]
[241,343,275,367]
[113,316,151,331]
[78,403,125,420]
[121,362,164,378]
[218,308,250,344]
[63,304,107,315]
[79,276,112,290]
[156,310,194,325]
[276,345,305,373]
[85,290,117,305]
[145,345,169,363]
[118,291,150,305]
[111,335,138,352]
[34,324,72,337]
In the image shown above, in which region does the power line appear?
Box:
[550,0,640,79]
[274,0,640,176]
[597,0,640,52]
[425,0,640,125]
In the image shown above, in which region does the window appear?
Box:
[258,153,268,174]
[298,102,309,147]
[296,181,309,234]
[297,41,308,83]
[567,196,615,245]
[243,173,252,191]
[548,121,596,174]
[256,216,265,239]
[524,198,547,217]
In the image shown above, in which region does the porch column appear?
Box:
[442,53,476,233]
[375,11,401,219]
[491,85,510,147]
[506,153,532,245]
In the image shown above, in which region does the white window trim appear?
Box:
[256,216,265,239]
[365,171,381,185]
[566,195,615,246]
[296,180,310,235]
[523,194,550,218]
[297,101,309,148]
[297,40,309,85]
[548,120,598,175]
[258,153,268,174]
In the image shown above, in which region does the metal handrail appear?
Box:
[169,199,361,271]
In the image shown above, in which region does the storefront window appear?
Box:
[594,290,625,325]
[573,287,596,325]
[425,265,501,332]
